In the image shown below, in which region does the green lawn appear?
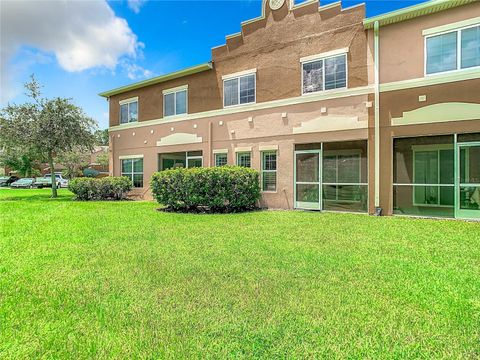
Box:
[1,189,479,358]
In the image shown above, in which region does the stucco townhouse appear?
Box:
[100,0,480,220]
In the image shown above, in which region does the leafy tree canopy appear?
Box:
[0,75,97,197]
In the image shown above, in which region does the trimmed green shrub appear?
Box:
[151,166,261,212]
[68,176,132,200]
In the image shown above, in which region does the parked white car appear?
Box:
[45,173,69,188]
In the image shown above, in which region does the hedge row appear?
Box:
[151,166,260,212]
[68,176,132,200]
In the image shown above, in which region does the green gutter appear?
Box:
[363,0,476,29]
[99,62,213,97]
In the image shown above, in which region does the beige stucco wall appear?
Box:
[376,2,480,84]
[108,1,372,128]
[378,79,480,215]
[111,94,371,209]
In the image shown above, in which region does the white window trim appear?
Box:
[222,68,257,81]
[213,148,229,154]
[261,150,277,193]
[301,52,348,96]
[119,96,138,105]
[119,97,139,124]
[186,153,203,168]
[299,48,349,63]
[119,154,144,160]
[163,86,188,118]
[424,22,480,77]
[214,153,228,167]
[223,71,257,108]
[423,17,480,36]
[120,157,143,188]
[236,151,252,167]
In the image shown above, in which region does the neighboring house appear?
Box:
[100,0,480,220]
[88,146,109,175]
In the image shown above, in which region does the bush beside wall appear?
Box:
[151,166,261,212]
[68,176,132,200]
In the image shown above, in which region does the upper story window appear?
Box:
[301,51,347,95]
[119,97,138,124]
[163,86,187,117]
[222,70,256,107]
[426,24,480,75]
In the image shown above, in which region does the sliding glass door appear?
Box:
[457,142,480,220]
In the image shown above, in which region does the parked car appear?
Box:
[0,175,20,187]
[33,176,53,188]
[45,173,69,188]
[10,178,35,189]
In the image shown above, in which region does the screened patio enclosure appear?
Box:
[294,140,368,212]
[393,134,480,219]
[158,151,203,171]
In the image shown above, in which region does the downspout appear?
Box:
[208,121,213,167]
[374,20,380,211]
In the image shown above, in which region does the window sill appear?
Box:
[425,65,480,78]
[301,86,347,97]
[223,101,256,109]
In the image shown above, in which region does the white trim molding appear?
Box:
[119,96,138,105]
[293,115,364,134]
[119,154,144,160]
[162,84,188,95]
[213,148,229,154]
[391,102,480,126]
[422,16,480,36]
[222,68,257,81]
[380,68,480,92]
[300,48,349,63]
[235,146,252,152]
[109,85,374,132]
[259,145,279,151]
[156,133,203,146]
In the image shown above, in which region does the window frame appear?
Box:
[222,69,257,108]
[301,52,348,96]
[261,151,277,192]
[236,151,252,168]
[412,144,454,207]
[424,23,480,76]
[119,97,139,124]
[120,156,144,188]
[214,153,228,167]
[163,85,188,118]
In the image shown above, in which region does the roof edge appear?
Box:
[363,0,476,29]
[99,62,213,98]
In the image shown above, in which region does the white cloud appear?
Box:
[121,60,154,80]
[0,0,150,103]
[127,0,147,14]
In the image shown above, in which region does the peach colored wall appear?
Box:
[377,2,480,84]
[111,94,371,209]
[108,1,372,127]
[378,79,480,215]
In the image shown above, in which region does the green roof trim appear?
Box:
[363,0,476,29]
[99,62,213,97]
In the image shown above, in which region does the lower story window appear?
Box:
[121,158,143,187]
[215,153,228,167]
[262,151,277,191]
[236,152,251,167]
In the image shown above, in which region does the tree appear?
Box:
[94,129,109,146]
[57,147,91,179]
[0,150,41,177]
[0,76,97,197]
[96,151,109,169]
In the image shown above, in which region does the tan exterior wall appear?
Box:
[111,94,371,209]
[377,2,480,84]
[378,79,480,215]
[108,1,371,128]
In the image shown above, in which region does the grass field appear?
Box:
[1,189,479,358]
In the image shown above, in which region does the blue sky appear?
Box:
[2,0,425,129]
